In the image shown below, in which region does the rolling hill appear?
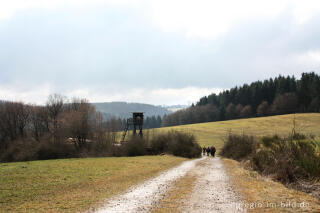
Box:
[165,104,189,112]
[157,113,320,151]
[92,102,171,120]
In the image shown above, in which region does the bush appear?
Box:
[252,149,275,172]
[221,132,320,183]
[0,139,79,162]
[254,138,299,182]
[167,131,201,158]
[220,134,255,160]
[0,139,38,162]
[293,140,320,178]
[37,142,77,160]
[261,135,279,147]
[0,130,202,162]
[108,131,201,158]
[292,133,306,140]
[149,131,201,158]
[89,141,111,157]
[123,137,147,157]
[149,134,169,155]
[265,138,320,182]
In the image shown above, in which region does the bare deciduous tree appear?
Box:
[0,102,29,142]
[257,101,269,117]
[63,98,95,149]
[225,103,236,120]
[272,93,298,114]
[240,105,252,118]
[29,105,49,141]
[46,94,65,143]
[235,104,244,118]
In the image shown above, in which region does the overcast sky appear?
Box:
[1,0,320,105]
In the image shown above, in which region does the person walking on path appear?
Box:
[206,146,210,156]
[202,146,206,156]
[210,146,216,157]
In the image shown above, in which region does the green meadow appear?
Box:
[0,156,186,212]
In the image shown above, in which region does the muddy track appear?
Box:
[95,157,245,213]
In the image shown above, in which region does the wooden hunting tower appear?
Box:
[121,112,144,142]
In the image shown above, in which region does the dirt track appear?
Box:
[182,157,245,212]
[95,157,245,213]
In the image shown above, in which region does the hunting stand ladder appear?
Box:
[121,112,144,142]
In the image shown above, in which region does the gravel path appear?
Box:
[95,158,203,213]
[182,157,246,212]
[95,157,245,213]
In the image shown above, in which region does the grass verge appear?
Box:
[220,132,320,199]
[152,170,196,213]
[223,158,320,212]
[0,155,187,213]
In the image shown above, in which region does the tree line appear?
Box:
[0,94,112,161]
[0,95,168,162]
[162,72,320,126]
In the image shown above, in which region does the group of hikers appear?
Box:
[202,146,216,157]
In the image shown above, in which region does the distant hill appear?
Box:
[165,105,189,112]
[92,102,171,120]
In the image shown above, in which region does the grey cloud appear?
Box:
[0,4,320,96]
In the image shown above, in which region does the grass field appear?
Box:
[1,113,319,212]
[0,155,187,213]
[157,113,320,152]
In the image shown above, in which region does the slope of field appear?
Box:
[159,113,320,151]
[0,156,186,213]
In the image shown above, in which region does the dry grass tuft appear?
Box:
[151,161,206,213]
[152,171,196,213]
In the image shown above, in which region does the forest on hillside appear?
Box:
[162,72,320,126]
